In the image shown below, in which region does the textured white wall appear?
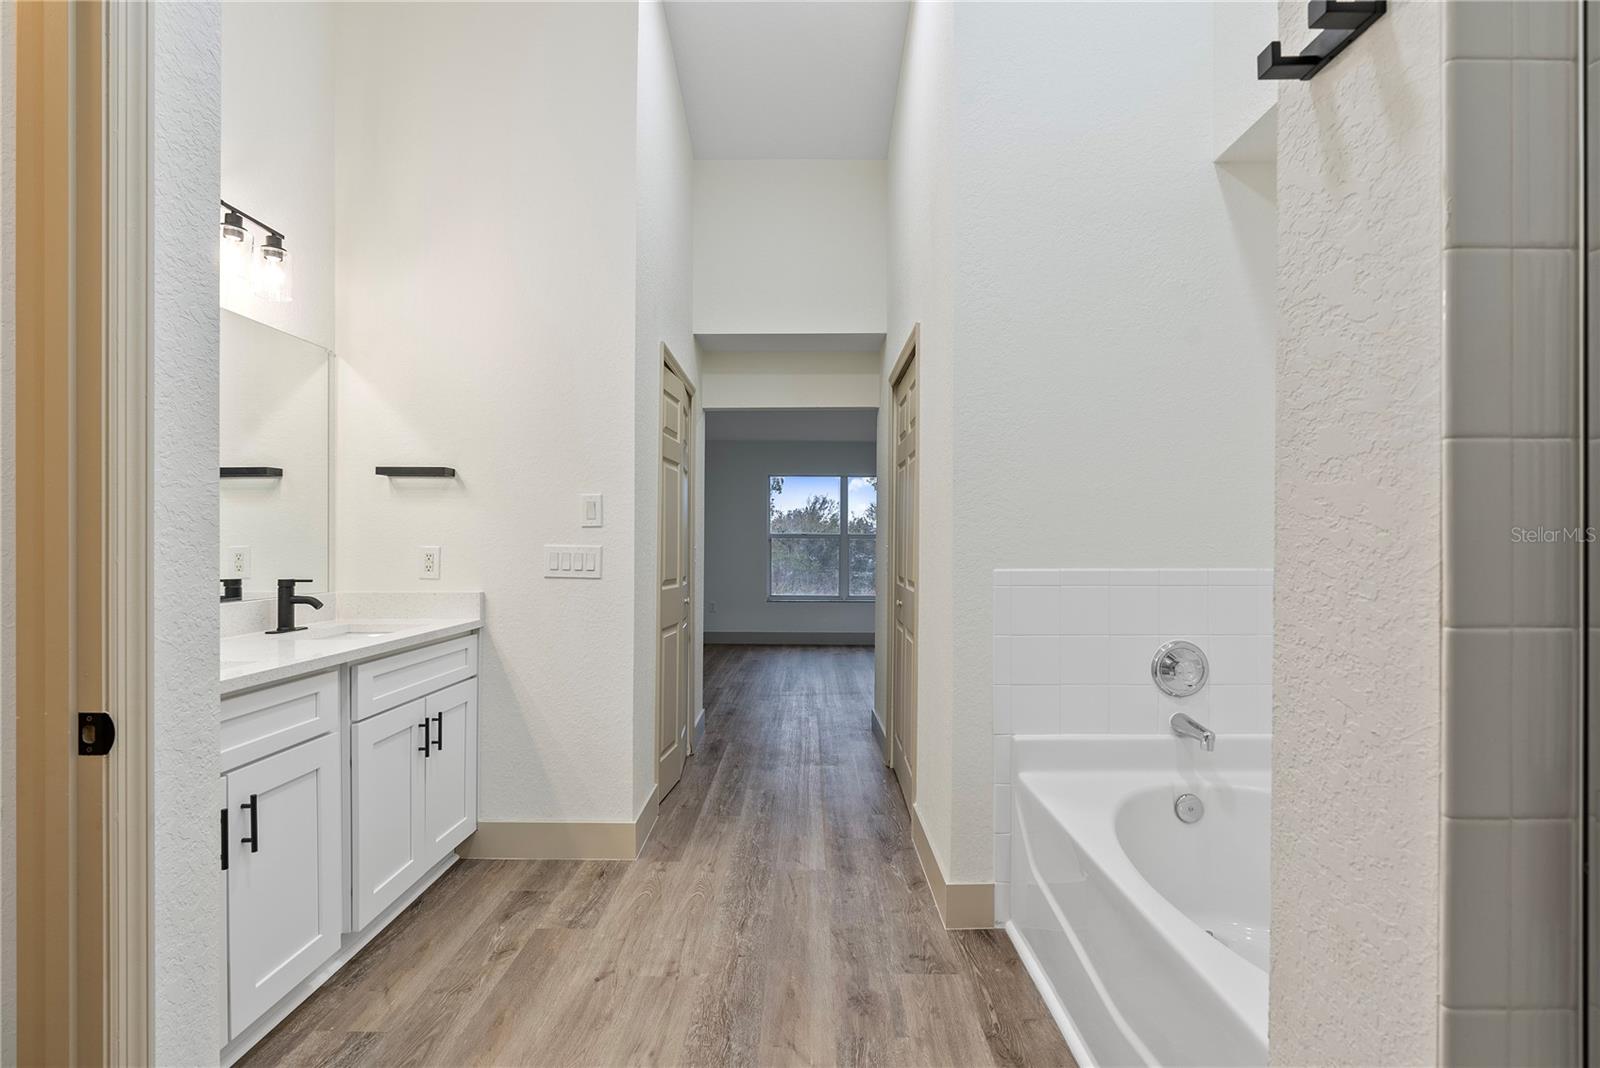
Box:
[333,2,643,823]
[701,351,880,410]
[880,0,957,875]
[151,2,224,1061]
[634,0,699,812]
[693,159,887,338]
[704,440,877,637]
[918,1,1275,886]
[220,1,334,351]
[1212,0,1278,159]
[1271,2,1442,1063]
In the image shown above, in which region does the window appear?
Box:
[769,474,876,601]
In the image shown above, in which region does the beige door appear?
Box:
[657,357,693,799]
[17,2,117,1060]
[890,339,919,810]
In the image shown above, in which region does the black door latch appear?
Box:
[78,711,115,756]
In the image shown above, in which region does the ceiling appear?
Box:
[663,1,910,160]
[706,407,878,442]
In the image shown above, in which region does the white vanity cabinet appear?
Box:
[219,629,479,1062]
[351,699,428,928]
[422,679,478,859]
[351,665,478,928]
[223,730,342,1038]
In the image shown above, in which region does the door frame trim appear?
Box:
[883,324,919,770]
[104,2,154,1059]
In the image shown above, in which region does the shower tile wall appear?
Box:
[1441,1,1581,1061]
[1592,5,1599,1053]
[990,567,1273,925]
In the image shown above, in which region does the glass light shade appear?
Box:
[251,240,292,303]
[219,220,253,295]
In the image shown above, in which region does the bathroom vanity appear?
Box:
[218,613,481,1063]
[216,291,485,1060]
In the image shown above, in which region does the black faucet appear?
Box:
[267,578,324,634]
[220,578,242,603]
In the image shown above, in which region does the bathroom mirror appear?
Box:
[220,310,331,598]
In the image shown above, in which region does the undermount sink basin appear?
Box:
[296,623,412,640]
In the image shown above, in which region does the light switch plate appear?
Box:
[544,544,602,579]
[419,545,441,580]
[580,493,603,528]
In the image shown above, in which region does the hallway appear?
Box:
[241,645,1072,1066]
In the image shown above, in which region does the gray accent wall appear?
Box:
[1440,2,1581,1062]
[704,438,876,640]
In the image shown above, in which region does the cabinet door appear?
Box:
[352,698,427,930]
[423,679,478,865]
[225,732,342,1039]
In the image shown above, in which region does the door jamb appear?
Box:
[883,324,919,769]
[104,3,154,1060]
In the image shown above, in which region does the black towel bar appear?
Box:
[1258,1,1386,81]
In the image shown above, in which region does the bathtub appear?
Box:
[1007,734,1270,1068]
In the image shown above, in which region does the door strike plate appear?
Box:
[78,711,115,756]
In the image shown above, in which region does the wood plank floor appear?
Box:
[242,645,1074,1067]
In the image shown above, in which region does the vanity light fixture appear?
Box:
[253,232,293,303]
[219,199,293,303]
[219,207,253,291]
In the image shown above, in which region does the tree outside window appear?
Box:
[768,474,875,601]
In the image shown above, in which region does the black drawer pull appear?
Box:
[419,718,431,758]
[221,807,229,870]
[240,793,259,853]
[432,712,443,752]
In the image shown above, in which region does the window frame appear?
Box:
[766,473,876,603]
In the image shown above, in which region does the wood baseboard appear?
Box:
[909,802,994,930]
[460,787,660,861]
[705,631,874,646]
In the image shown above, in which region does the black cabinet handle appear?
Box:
[418,718,431,758]
[221,807,229,871]
[432,712,443,751]
[240,793,259,853]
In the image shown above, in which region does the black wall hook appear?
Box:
[1258,1,1386,81]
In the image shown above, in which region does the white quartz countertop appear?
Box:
[220,617,480,697]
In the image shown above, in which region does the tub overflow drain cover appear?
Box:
[1175,792,1205,824]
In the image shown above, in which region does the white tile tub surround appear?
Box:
[990,567,1272,924]
[1441,2,1581,1059]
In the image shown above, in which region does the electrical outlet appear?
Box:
[708,601,717,614]
[227,546,251,578]
[419,545,441,580]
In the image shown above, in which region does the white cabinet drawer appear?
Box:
[220,670,339,773]
[352,633,477,722]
